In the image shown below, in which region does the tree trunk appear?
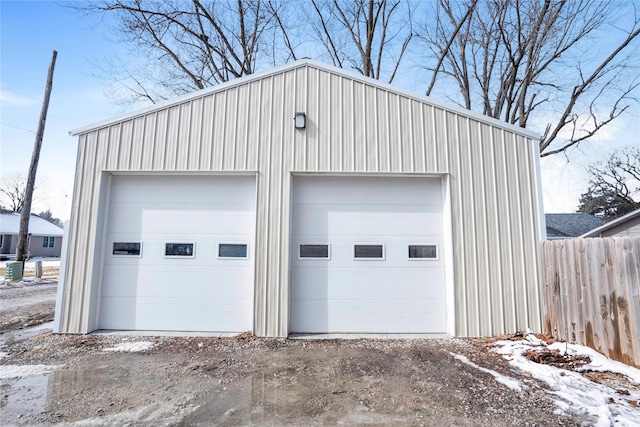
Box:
[16,50,57,264]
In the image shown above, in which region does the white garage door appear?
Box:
[290,176,446,333]
[99,175,255,332]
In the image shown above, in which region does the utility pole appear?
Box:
[16,50,57,263]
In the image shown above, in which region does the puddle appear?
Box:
[2,362,410,425]
[0,361,168,426]
[173,366,314,425]
[183,372,316,426]
[181,368,406,426]
[0,375,50,424]
[0,321,54,349]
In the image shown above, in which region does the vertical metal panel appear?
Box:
[176,103,191,170]
[153,110,167,170]
[141,113,156,170]
[61,62,543,337]
[188,98,203,170]
[131,116,145,168]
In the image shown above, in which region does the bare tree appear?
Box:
[578,148,640,220]
[308,0,414,83]
[0,174,34,213]
[77,0,415,102]
[417,0,640,157]
[76,0,290,104]
[37,210,64,228]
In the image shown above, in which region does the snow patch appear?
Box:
[70,402,198,426]
[0,364,63,379]
[546,341,640,384]
[0,351,10,359]
[450,352,523,392]
[494,338,640,427]
[102,341,155,353]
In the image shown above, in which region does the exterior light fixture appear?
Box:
[294,112,306,129]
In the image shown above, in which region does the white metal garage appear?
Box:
[290,176,447,333]
[99,174,256,331]
[59,60,545,337]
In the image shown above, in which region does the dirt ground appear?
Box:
[0,280,600,426]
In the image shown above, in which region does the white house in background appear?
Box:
[581,208,640,238]
[55,60,546,337]
[0,209,64,259]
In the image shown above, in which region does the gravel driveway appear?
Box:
[0,280,623,426]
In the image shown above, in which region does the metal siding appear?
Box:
[188,98,203,170]
[449,115,467,333]
[61,63,543,337]
[153,111,167,170]
[330,74,342,170]
[131,116,145,169]
[317,70,331,171]
[176,103,191,170]
[494,129,517,332]
[141,114,156,170]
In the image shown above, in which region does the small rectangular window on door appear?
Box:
[218,243,248,258]
[354,244,384,260]
[408,245,437,259]
[113,242,142,256]
[299,244,330,259]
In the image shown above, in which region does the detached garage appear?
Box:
[55,59,545,337]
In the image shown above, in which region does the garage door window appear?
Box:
[218,243,248,259]
[354,244,385,260]
[113,242,142,256]
[165,243,195,258]
[299,244,330,259]
[408,244,438,260]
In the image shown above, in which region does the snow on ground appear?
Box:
[102,341,155,353]
[0,364,64,379]
[450,352,523,392]
[493,333,640,427]
[0,258,60,269]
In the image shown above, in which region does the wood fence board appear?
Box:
[541,237,640,368]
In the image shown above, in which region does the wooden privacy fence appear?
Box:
[541,237,640,368]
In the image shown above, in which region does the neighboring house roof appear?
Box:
[545,213,604,239]
[580,208,640,237]
[0,211,64,237]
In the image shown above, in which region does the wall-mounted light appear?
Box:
[294,112,306,129]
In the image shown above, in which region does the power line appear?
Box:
[0,122,35,133]
[0,86,39,102]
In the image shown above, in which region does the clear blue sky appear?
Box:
[1,1,638,220]
[1,0,121,219]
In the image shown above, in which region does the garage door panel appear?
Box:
[101,266,253,298]
[110,175,255,204]
[292,298,446,313]
[105,239,253,265]
[291,300,447,333]
[291,273,446,301]
[107,207,255,235]
[291,243,444,268]
[292,206,442,237]
[100,175,255,332]
[293,176,442,205]
[100,297,253,331]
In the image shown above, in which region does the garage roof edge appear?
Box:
[70,59,541,140]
